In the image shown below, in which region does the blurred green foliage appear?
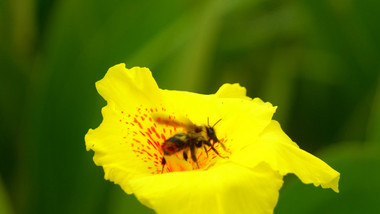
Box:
[276,143,380,213]
[1,0,379,213]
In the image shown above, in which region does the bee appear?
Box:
[152,113,228,173]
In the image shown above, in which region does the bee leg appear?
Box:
[211,138,226,150]
[217,140,227,150]
[190,144,199,169]
[161,157,166,173]
[205,141,228,159]
[204,146,208,157]
[183,151,188,161]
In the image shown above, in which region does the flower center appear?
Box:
[119,105,230,174]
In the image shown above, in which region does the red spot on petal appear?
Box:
[147,139,158,151]
[154,140,161,148]
[151,126,160,139]
[161,134,166,141]
[133,118,143,129]
[142,149,153,157]
[198,152,203,160]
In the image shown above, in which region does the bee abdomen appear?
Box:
[162,133,188,155]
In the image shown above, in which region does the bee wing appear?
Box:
[151,112,196,130]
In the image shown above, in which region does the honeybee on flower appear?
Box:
[85,64,340,214]
[152,112,227,173]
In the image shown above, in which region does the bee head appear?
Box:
[206,127,219,142]
[206,118,222,142]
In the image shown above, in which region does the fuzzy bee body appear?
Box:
[161,133,189,155]
[153,113,227,173]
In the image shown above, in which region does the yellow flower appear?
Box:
[85,64,340,214]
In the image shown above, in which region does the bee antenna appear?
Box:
[212,118,222,128]
[207,117,210,126]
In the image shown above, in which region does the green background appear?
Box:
[1,0,380,213]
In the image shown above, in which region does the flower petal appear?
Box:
[160,88,277,150]
[215,83,249,99]
[129,162,283,214]
[96,63,161,108]
[85,104,154,194]
[86,64,165,193]
[232,121,340,193]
